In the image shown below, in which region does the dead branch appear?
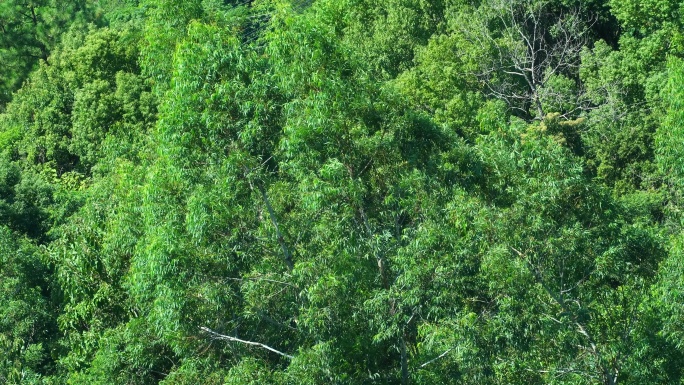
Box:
[419,348,454,368]
[199,326,294,359]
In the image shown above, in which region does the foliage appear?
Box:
[0,0,96,109]
[0,227,56,384]
[0,0,682,384]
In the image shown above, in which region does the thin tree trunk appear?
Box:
[257,183,294,271]
[401,332,409,385]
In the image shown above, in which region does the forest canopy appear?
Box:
[1,0,684,384]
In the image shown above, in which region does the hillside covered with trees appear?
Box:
[1,0,684,384]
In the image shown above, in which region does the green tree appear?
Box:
[0,227,57,384]
[0,0,94,107]
[0,25,153,176]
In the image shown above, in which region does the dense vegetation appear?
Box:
[1,0,683,383]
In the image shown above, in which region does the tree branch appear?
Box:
[256,182,294,271]
[199,326,294,359]
[243,165,294,271]
[510,246,616,385]
[419,348,453,368]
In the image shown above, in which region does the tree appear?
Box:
[0,25,152,176]
[463,0,596,120]
[0,156,53,240]
[0,0,94,108]
[1,0,682,383]
[0,227,57,384]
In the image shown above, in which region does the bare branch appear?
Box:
[419,348,453,368]
[458,0,593,119]
[199,326,294,359]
